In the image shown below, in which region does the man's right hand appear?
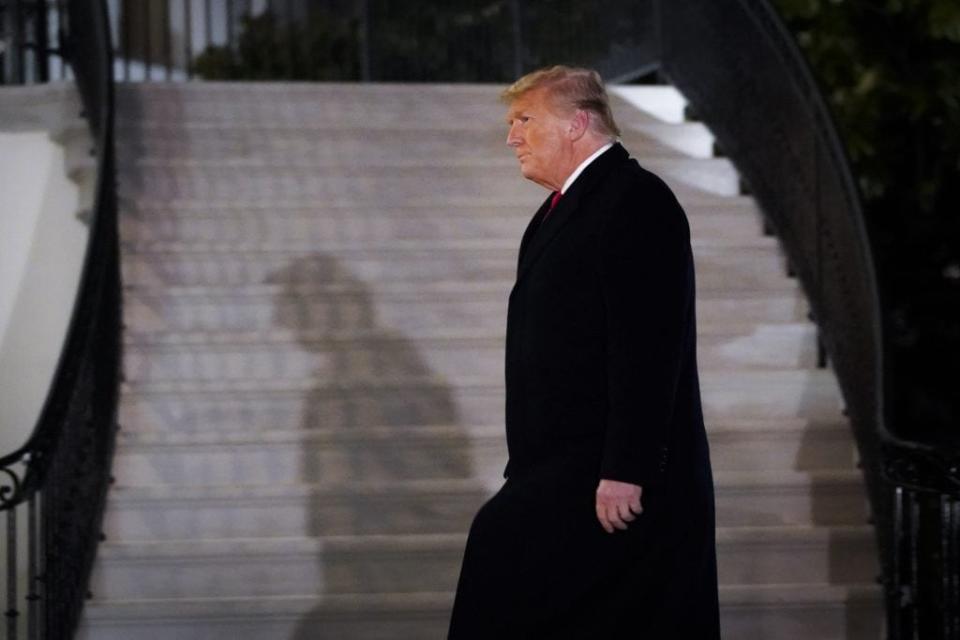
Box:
[595,479,643,534]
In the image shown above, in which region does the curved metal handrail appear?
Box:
[643,0,893,623]
[0,0,116,515]
[0,0,120,636]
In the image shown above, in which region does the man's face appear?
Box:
[505,87,572,191]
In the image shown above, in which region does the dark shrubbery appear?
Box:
[192,9,361,80]
[775,0,960,441]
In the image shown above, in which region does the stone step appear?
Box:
[118,208,768,247]
[115,125,690,164]
[116,89,507,130]
[122,282,804,335]
[119,245,789,289]
[88,526,877,600]
[121,317,812,343]
[610,86,690,124]
[120,183,746,211]
[117,368,845,433]
[120,324,820,385]
[102,468,868,542]
[624,119,717,159]
[115,156,740,200]
[720,584,882,640]
[80,591,457,640]
[110,415,856,489]
[121,234,777,254]
[0,82,84,133]
[121,193,762,218]
[118,83,683,117]
[77,584,883,640]
[116,82,672,128]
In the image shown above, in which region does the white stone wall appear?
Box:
[0,107,89,456]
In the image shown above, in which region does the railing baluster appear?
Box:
[285,0,293,76]
[892,485,903,636]
[203,0,211,56]
[27,492,38,640]
[36,488,44,640]
[943,496,960,640]
[142,0,151,79]
[121,0,130,80]
[910,490,920,639]
[953,499,960,640]
[358,0,370,81]
[509,0,522,78]
[183,0,191,79]
[35,0,49,81]
[226,0,233,51]
[953,498,960,640]
[6,506,18,640]
[1,0,7,84]
[162,0,170,79]
[56,0,66,80]
[10,0,24,83]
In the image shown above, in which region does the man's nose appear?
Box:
[506,123,521,147]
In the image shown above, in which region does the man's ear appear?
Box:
[568,109,590,140]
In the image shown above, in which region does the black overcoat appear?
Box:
[448,143,720,638]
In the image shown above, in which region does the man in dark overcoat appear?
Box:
[447,66,720,638]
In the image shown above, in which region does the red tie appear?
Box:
[549,191,562,211]
[543,191,562,222]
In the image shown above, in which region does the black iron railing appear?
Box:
[0,0,119,638]
[102,0,655,82]
[0,0,73,84]
[648,3,958,637]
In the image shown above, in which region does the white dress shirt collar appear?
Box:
[560,142,615,194]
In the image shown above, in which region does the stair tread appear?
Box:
[119,241,779,255]
[83,582,881,613]
[120,235,777,252]
[107,468,864,502]
[97,524,875,557]
[122,155,732,167]
[120,281,798,297]
[120,189,746,208]
[115,416,848,445]
[119,369,842,396]
[120,322,814,346]
[120,197,762,215]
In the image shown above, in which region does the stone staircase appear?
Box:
[77,82,882,639]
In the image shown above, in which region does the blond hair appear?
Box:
[501,65,621,139]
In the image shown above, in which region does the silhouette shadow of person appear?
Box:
[265,253,485,639]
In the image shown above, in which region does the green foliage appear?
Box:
[776,0,960,211]
[192,9,360,81]
[774,0,960,438]
[365,0,515,81]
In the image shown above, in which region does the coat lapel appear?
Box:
[515,143,628,285]
[516,193,554,270]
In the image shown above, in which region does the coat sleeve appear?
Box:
[597,175,693,487]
